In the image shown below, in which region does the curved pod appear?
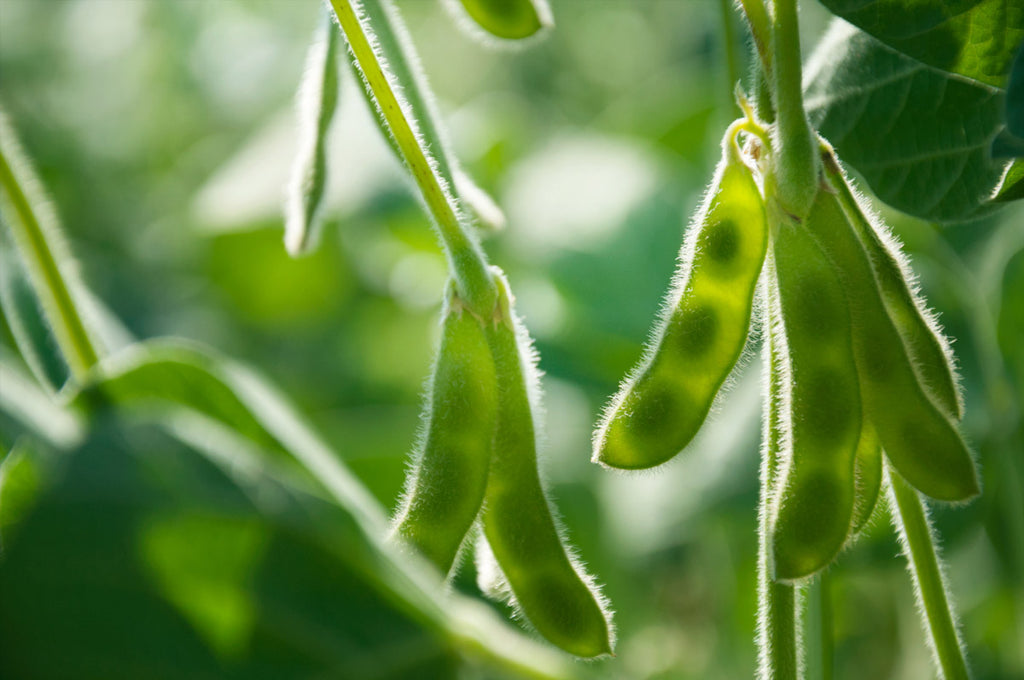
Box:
[594,135,767,470]
[454,0,552,41]
[391,285,498,574]
[821,149,962,421]
[769,221,862,581]
[482,273,613,658]
[806,192,979,502]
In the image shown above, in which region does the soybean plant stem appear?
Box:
[327,0,497,318]
[768,0,817,219]
[0,124,99,381]
[805,572,833,680]
[887,468,970,680]
[758,274,801,680]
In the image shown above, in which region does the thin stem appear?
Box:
[887,466,970,680]
[757,270,802,680]
[720,0,741,110]
[327,0,497,318]
[805,572,833,680]
[0,115,99,381]
[768,0,817,219]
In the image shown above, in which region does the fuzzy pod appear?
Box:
[821,149,962,421]
[449,0,553,42]
[481,271,614,658]
[847,421,883,540]
[594,130,767,470]
[768,215,862,581]
[391,284,498,574]
[806,191,979,503]
[285,13,341,257]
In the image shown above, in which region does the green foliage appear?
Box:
[1,0,1023,678]
[818,0,1024,88]
[805,23,1011,223]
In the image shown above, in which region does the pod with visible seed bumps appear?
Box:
[390,282,497,574]
[768,215,862,581]
[594,125,767,470]
[821,148,962,421]
[481,270,614,658]
[805,190,979,503]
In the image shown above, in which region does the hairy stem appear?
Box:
[327,0,497,317]
[887,467,970,680]
[757,271,802,680]
[768,0,817,219]
[0,113,99,381]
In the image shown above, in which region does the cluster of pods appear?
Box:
[594,119,979,582]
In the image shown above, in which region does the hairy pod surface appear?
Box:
[482,273,613,658]
[285,14,340,257]
[769,216,861,581]
[848,421,882,539]
[453,0,552,41]
[391,287,497,574]
[806,192,979,502]
[821,150,962,421]
[594,136,767,470]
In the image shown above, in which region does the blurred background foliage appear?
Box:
[0,0,1022,678]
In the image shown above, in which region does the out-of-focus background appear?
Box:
[1,1,1022,678]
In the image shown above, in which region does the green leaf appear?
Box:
[817,0,1024,88]
[1008,43,1024,136]
[0,230,68,393]
[0,348,84,448]
[806,22,1015,223]
[0,420,462,679]
[993,159,1024,201]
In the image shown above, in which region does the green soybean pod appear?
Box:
[285,12,340,257]
[848,422,882,539]
[481,271,613,658]
[593,128,767,470]
[821,149,962,420]
[391,282,497,574]
[450,0,553,41]
[805,191,979,503]
[768,218,862,581]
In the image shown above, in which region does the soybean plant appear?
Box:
[592,0,985,676]
[288,0,614,658]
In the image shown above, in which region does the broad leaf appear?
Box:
[806,21,1015,223]
[0,418,573,680]
[993,159,1024,201]
[818,0,1024,89]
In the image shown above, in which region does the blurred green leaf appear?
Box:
[817,0,1024,88]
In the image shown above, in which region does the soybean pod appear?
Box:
[391,282,497,574]
[452,0,553,41]
[285,12,340,257]
[769,213,862,581]
[804,189,979,503]
[848,422,882,539]
[821,148,962,421]
[482,270,613,658]
[594,125,767,470]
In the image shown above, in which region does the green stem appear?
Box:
[758,271,802,680]
[887,467,970,680]
[0,116,99,381]
[327,0,497,318]
[805,572,833,680]
[719,0,741,109]
[768,0,817,219]
[739,0,772,78]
